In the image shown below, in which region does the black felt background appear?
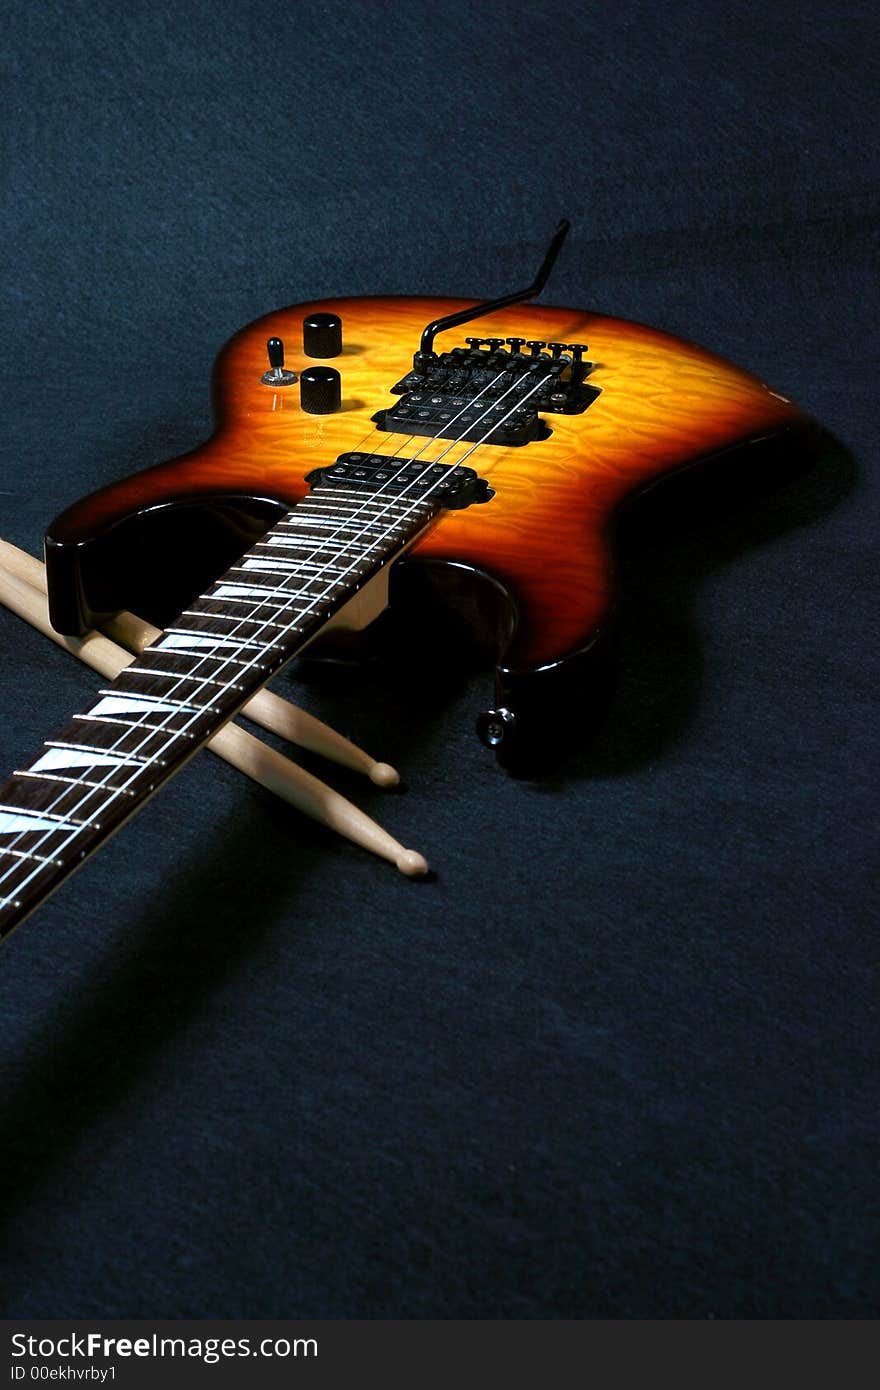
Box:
[0,0,876,1317]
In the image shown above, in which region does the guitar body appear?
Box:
[45,296,809,761]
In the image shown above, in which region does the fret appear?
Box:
[118,668,247,698]
[176,609,298,639]
[56,718,186,760]
[157,631,276,655]
[279,506,418,530]
[268,532,392,558]
[0,843,65,867]
[0,811,93,867]
[18,769,139,797]
[34,744,153,771]
[279,513,403,531]
[195,589,304,613]
[201,591,306,615]
[260,537,399,560]
[233,559,361,577]
[0,839,70,872]
[172,604,303,629]
[0,806,87,834]
[40,756,157,789]
[83,687,202,733]
[273,515,380,532]
[240,544,361,567]
[120,656,247,689]
[0,849,58,879]
[269,520,407,542]
[280,500,422,525]
[294,491,435,522]
[42,742,157,768]
[73,713,200,738]
[6,776,137,825]
[143,641,271,672]
[0,849,72,928]
[294,489,413,505]
[179,609,291,635]
[209,581,295,603]
[251,538,377,561]
[285,497,412,516]
[258,544,358,562]
[293,492,425,515]
[91,692,200,717]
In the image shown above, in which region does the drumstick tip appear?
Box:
[370,761,400,787]
[396,849,429,877]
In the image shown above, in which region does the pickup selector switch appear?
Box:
[303,312,342,358]
[300,365,341,414]
[261,337,297,386]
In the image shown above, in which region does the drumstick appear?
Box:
[0,559,428,876]
[0,539,399,787]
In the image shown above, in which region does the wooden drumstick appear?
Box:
[0,539,399,787]
[0,560,428,876]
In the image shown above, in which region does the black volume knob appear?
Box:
[303,312,342,358]
[300,365,341,414]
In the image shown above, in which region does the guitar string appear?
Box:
[0,358,556,900]
[0,357,557,903]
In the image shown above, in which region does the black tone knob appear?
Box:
[300,365,341,414]
[303,312,342,358]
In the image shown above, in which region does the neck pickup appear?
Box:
[306,453,493,508]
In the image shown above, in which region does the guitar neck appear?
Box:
[0,485,437,939]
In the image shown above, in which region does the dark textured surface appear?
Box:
[0,0,877,1318]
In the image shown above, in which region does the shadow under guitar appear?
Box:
[567,422,856,782]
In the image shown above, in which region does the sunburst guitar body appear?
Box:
[45,295,809,766]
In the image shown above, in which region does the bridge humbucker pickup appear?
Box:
[305,454,494,509]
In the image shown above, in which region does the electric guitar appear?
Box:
[0,223,809,938]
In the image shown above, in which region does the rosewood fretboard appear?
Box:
[0,486,437,938]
